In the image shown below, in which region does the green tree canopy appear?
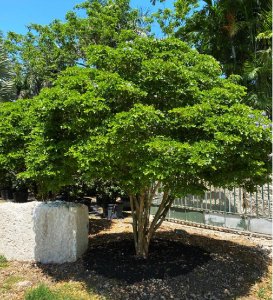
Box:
[0,99,31,190]
[8,36,269,257]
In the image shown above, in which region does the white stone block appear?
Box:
[0,201,89,263]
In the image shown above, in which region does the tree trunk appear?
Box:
[129,183,174,259]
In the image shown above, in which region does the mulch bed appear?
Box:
[84,237,211,284]
[38,219,271,300]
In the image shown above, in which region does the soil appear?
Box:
[0,215,272,300]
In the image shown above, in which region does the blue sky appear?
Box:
[0,0,173,36]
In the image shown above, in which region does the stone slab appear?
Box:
[0,201,89,263]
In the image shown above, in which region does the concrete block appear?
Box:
[0,201,89,263]
[205,213,225,227]
[249,218,272,235]
[225,215,248,230]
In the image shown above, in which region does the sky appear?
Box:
[0,0,173,37]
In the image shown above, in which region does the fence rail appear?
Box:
[151,183,272,235]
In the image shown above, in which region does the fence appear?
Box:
[151,183,272,235]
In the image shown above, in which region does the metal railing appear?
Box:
[168,184,272,219]
[151,183,272,235]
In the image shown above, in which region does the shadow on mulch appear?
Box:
[84,235,211,284]
[38,221,271,300]
[88,218,112,235]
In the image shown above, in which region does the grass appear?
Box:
[24,282,106,300]
[24,284,61,300]
[0,275,23,291]
[0,256,104,300]
[53,282,106,299]
[0,255,8,268]
[256,272,272,300]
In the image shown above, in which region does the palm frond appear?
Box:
[0,45,16,101]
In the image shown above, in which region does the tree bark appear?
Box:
[129,183,173,259]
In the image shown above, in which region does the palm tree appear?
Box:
[0,45,15,102]
[243,4,272,114]
[172,0,271,112]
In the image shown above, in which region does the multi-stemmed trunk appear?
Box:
[129,182,174,259]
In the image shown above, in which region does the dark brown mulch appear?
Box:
[83,237,211,284]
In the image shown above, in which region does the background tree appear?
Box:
[242,3,272,112]
[16,36,271,258]
[0,44,15,101]
[153,0,272,113]
[0,99,31,193]
[3,0,148,99]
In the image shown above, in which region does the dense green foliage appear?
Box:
[72,37,271,194]
[0,99,31,190]
[154,0,272,112]
[3,37,269,196]
[4,0,147,99]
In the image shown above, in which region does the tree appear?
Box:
[153,0,272,113]
[18,36,271,258]
[4,0,148,99]
[243,4,272,112]
[0,99,31,191]
[0,44,15,101]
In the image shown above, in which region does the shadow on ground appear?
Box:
[38,219,270,300]
[85,235,211,283]
[88,218,112,235]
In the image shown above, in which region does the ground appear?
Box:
[0,215,272,300]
